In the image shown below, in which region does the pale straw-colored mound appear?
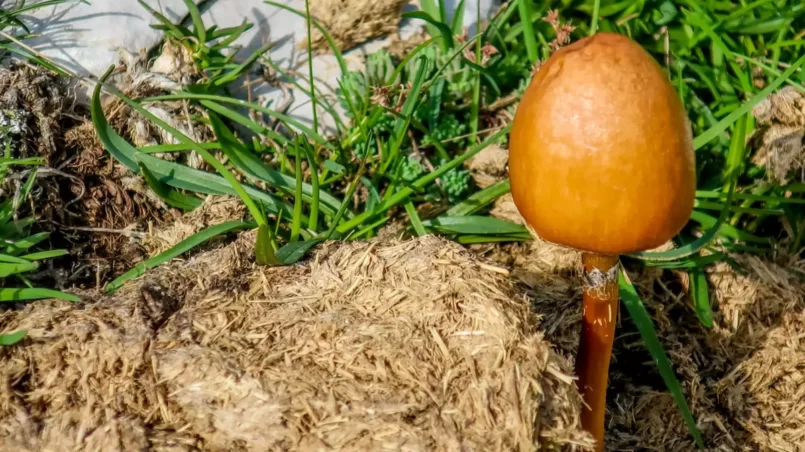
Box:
[142,196,246,255]
[0,234,594,451]
[750,85,805,184]
[303,0,411,54]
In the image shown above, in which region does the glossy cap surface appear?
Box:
[509,32,696,255]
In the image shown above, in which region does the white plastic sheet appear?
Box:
[21,0,500,131]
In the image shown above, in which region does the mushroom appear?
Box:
[508,32,696,450]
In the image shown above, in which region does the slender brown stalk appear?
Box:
[575,252,620,452]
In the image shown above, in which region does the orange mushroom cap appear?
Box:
[509,32,696,256]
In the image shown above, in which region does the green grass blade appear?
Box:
[456,234,530,244]
[205,109,344,217]
[206,111,275,178]
[212,40,274,87]
[694,200,783,216]
[385,37,438,86]
[690,268,713,328]
[17,165,38,207]
[290,139,304,242]
[148,23,194,37]
[689,210,767,244]
[403,11,455,50]
[92,67,268,227]
[446,179,510,216]
[303,143,320,230]
[139,162,203,211]
[404,201,427,236]
[3,232,49,255]
[137,0,188,38]
[450,0,466,35]
[326,167,367,237]
[105,220,254,293]
[0,262,38,277]
[260,58,346,131]
[692,54,805,150]
[416,0,447,49]
[641,252,726,270]
[0,329,26,346]
[138,142,222,153]
[336,125,511,234]
[382,55,431,174]
[264,0,347,74]
[198,99,289,145]
[20,250,68,261]
[469,1,482,142]
[147,94,334,150]
[437,0,448,24]
[423,216,528,235]
[182,0,206,42]
[0,10,30,33]
[684,11,751,92]
[695,190,805,205]
[0,45,71,77]
[0,217,35,238]
[0,288,79,303]
[590,0,602,35]
[274,237,327,264]
[304,0,318,133]
[619,270,704,448]
[115,145,293,216]
[0,157,43,167]
[255,224,280,265]
[209,21,254,42]
[9,0,88,16]
[0,254,31,264]
[428,34,483,86]
[515,0,539,62]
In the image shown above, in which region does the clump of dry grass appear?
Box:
[0,234,594,451]
[465,143,509,189]
[303,0,411,54]
[0,62,173,285]
[105,47,211,169]
[751,85,805,184]
[143,195,245,255]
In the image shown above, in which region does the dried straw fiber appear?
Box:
[0,233,593,451]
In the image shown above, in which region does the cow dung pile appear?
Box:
[0,233,595,451]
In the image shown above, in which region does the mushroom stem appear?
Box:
[575,252,620,451]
